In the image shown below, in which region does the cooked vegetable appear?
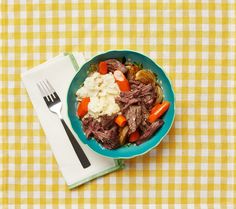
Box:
[77,97,90,118]
[148,101,170,123]
[135,69,156,84]
[126,64,140,80]
[113,70,130,92]
[150,103,161,114]
[98,61,108,74]
[133,61,143,69]
[129,130,140,142]
[115,115,127,127]
[119,126,129,145]
[155,84,163,104]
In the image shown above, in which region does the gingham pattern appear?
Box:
[0,0,235,208]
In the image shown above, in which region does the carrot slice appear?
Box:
[98,61,108,74]
[115,115,127,127]
[77,97,90,118]
[113,70,130,92]
[129,130,140,142]
[150,103,162,114]
[148,101,170,123]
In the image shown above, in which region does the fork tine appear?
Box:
[41,80,55,102]
[37,83,46,97]
[37,80,60,104]
[37,81,52,105]
[42,80,52,94]
[38,81,52,102]
[45,79,55,92]
[38,82,49,99]
[46,79,60,100]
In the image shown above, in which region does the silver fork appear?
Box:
[37,80,91,169]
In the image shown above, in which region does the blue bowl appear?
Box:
[67,50,175,159]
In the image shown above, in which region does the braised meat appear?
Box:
[124,105,142,133]
[82,115,120,149]
[136,119,164,145]
[105,59,127,74]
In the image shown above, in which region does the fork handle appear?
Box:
[60,119,91,168]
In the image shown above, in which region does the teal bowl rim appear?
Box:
[67,49,176,159]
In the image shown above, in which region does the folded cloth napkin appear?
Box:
[21,52,124,189]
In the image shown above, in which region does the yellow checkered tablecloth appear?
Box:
[0,0,235,208]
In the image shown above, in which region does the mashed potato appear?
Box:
[76,72,120,118]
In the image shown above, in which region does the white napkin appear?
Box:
[21,52,124,189]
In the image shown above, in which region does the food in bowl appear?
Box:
[75,58,170,150]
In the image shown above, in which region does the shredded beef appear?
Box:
[82,114,120,149]
[130,79,145,90]
[115,96,130,105]
[99,126,120,149]
[105,59,127,74]
[129,80,140,85]
[124,105,142,133]
[139,104,150,132]
[82,116,100,138]
[115,79,157,136]
[136,119,164,145]
[114,79,164,145]
[120,98,140,112]
[141,83,153,93]
[117,80,157,112]
[99,114,117,130]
